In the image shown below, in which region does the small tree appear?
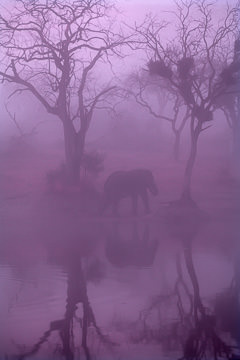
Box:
[135,0,239,205]
[127,70,190,161]
[0,0,131,184]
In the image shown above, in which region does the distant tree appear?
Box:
[0,0,132,185]
[216,37,240,178]
[5,102,47,139]
[127,70,190,161]
[135,0,239,205]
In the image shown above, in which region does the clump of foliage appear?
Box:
[177,57,194,80]
[192,106,213,122]
[46,151,104,193]
[220,61,240,85]
[148,59,173,79]
[220,38,240,85]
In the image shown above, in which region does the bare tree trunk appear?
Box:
[63,123,86,185]
[222,100,240,179]
[174,131,181,161]
[181,143,197,202]
[172,110,189,162]
[63,124,78,185]
[183,241,205,321]
[231,103,240,178]
[181,121,201,204]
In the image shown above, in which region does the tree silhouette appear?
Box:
[128,213,239,359]
[135,0,239,205]
[127,70,190,161]
[0,0,132,184]
[216,37,240,179]
[13,255,113,360]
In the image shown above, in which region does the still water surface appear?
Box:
[1,207,240,360]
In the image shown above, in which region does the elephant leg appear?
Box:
[141,189,150,214]
[132,194,138,216]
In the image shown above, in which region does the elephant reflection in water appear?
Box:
[105,222,158,268]
[214,252,240,349]
[14,252,113,360]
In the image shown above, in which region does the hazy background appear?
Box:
[0,1,239,359]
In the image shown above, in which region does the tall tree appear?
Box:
[0,0,131,184]
[217,37,240,178]
[135,0,239,205]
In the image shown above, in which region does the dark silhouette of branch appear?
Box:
[5,103,48,138]
[133,0,239,203]
[127,70,190,160]
[0,0,135,184]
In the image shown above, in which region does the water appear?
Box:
[1,198,240,360]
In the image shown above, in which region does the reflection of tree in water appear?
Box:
[215,251,240,349]
[128,210,240,359]
[14,252,114,360]
[180,242,235,360]
[105,222,158,268]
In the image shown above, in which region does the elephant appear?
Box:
[101,169,158,215]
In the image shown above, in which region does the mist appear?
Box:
[0,0,240,359]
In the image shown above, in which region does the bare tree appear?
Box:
[217,37,240,178]
[129,214,238,359]
[13,255,112,360]
[135,0,239,205]
[127,70,190,161]
[0,0,132,184]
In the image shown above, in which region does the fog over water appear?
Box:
[0,0,240,359]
